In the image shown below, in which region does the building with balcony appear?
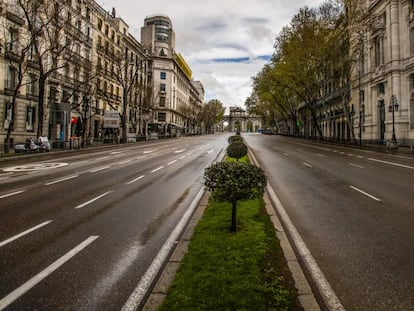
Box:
[0,0,151,148]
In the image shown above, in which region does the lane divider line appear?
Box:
[0,220,53,248]
[45,175,79,186]
[89,166,110,173]
[167,160,177,165]
[303,162,312,168]
[0,235,99,310]
[368,158,414,170]
[150,166,164,173]
[126,175,145,185]
[74,191,112,209]
[350,186,381,202]
[247,149,345,311]
[350,163,364,169]
[174,149,186,154]
[121,188,205,311]
[116,160,132,165]
[179,156,186,160]
[0,190,26,199]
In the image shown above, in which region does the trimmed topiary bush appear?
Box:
[228,135,243,144]
[204,162,267,232]
[227,141,248,161]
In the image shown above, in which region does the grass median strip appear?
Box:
[160,167,301,310]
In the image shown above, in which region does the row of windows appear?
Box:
[3,103,36,132]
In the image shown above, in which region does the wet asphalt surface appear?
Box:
[0,134,228,310]
[245,133,414,311]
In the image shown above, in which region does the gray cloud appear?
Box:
[101,0,325,108]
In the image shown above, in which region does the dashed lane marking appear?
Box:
[126,175,145,185]
[45,175,79,186]
[89,166,110,173]
[0,220,53,248]
[74,191,112,209]
[0,190,26,199]
[0,236,99,310]
[350,186,381,202]
[150,166,164,173]
[303,162,312,168]
[368,158,414,170]
[350,163,364,169]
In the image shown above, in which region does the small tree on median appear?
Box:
[227,141,248,161]
[204,162,267,232]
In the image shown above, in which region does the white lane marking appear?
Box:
[0,220,53,248]
[135,155,148,160]
[174,149,186,154]
[247,149,344,310]
[3,163,68,172]
[187,152,193,156]
[167,160,177,165]
[116,160,132,165]
[0,173,13,177]
[122,188,205,311]
[350,186,381,202]
[179,156,186,160]
[356,156,364,159]
[368,158,414,170]
[150,166,164,173]
[0,190,26,199]
[283,153,289,156]
[143,150,154,154]
[74,191,112,209]
[267,185,344,310]
[109,151,124,155]
[45,175,79,186]
[333,150,338,153]
[126,175,145,185]
[316,153,324,157]
[348,153,354,157]
[0,235,99,310]
[207,149,214,154]
[350,163,364,169]
[303,162,312,168]
[340,152,345,155]
[99,156,109,160]
[89,166,110,173]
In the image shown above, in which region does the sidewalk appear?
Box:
[141,189,320,311]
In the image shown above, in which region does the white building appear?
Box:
[141,15,204,136]
[351,0,414,146]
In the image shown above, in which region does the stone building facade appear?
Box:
[0,2,204,149]
[351,0,414,145]
[141,15,204,137]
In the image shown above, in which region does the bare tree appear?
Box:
[1,4,33,152]
[18,0,83,138]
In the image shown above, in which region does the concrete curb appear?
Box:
[263,192,320,311]
[142,191,210,310]
[142,187,321,311]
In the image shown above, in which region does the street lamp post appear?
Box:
[388,94,398,147]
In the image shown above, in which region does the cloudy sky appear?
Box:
[99,0,324,112]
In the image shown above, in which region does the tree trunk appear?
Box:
[231,201,237,232]
[37,77,46,138]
